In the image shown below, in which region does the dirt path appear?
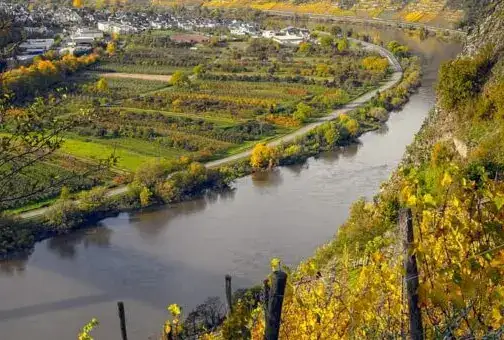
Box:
[100,72,173,82]
[19,40,403,220]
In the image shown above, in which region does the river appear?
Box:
[0,27,461,339]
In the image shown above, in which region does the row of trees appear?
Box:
[1,53,99,103]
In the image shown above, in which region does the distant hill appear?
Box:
[162,0,467,28]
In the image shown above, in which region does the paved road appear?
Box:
[19,40,403,220]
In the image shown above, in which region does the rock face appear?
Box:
[464,0,504,55]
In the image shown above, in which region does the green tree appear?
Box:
[330,25,342,37]
[387,41,409,57]
[192,64,206,78]
[319,35,334,50]
[293,102,314,123]
[336,38,349,52]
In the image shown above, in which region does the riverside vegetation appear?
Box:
[0,23,421,258]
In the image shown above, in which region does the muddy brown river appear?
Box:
[0,27,461,339]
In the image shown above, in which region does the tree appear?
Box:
[293,102,314,123]
[387,41,409,57]
[319,35,334,50]
[330,25,342,37]
[96,78,109,93]
[336,38,349,52]
[139,186,153,207]
[106,41,116,56]
[170,71,191,87]
[73,0,83,8]
[250,143,277,169]
[362,56,389,72]
[297,42,312,54]
[193,64,206,78]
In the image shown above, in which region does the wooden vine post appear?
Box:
[117,301,128,340]
[225,274,233,316]
[264,270,287,340]
[400,208,424,340]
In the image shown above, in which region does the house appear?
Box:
[280,26,310,38]
[272,33,305,46]
[75,28,104,39]
[19,39,54,52]
[97,21,136,34]
[262,30,276,38]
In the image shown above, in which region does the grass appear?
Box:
[60,137,189,171]
[111,106,241,126]
[6,197,58,214]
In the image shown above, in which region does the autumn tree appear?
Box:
[193,64,206,78]
[106,41,117,55]
[170,71,191,87]
[297,42,312,54]
[96,77,109,93]
[73,0,83,8]
[250,143,277,169]
[362,56,389,72]
[293,102,314,123]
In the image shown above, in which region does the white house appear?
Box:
[272,34,305,46]
[262,30,276,38]
[19,39,54,52]
[75,28,104,39]
[97,22,136,34]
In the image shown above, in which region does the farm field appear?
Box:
[4,29,392,210]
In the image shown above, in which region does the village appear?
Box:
[1,1,318,68]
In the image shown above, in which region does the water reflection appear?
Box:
[251,169,284,189]
[129,189,237,240]
[0,256,28,276]
[46,227,113,259]
[284,162,308,176]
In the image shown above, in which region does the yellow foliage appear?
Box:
[361,56,389,73]
[250,143,277,169]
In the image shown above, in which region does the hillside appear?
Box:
[194,0,465,28]
[205,0,504,338]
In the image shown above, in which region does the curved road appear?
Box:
[19,40,403,220]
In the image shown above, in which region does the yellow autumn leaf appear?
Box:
[423,193,436,206]
[441,172,453,187]
[271,258,281,271]
[407,194,417,207]
[167,304,181,317]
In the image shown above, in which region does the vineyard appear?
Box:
[1,30,390,211]
[200,0,464,28]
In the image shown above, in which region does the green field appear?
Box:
[60,137,189,171]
